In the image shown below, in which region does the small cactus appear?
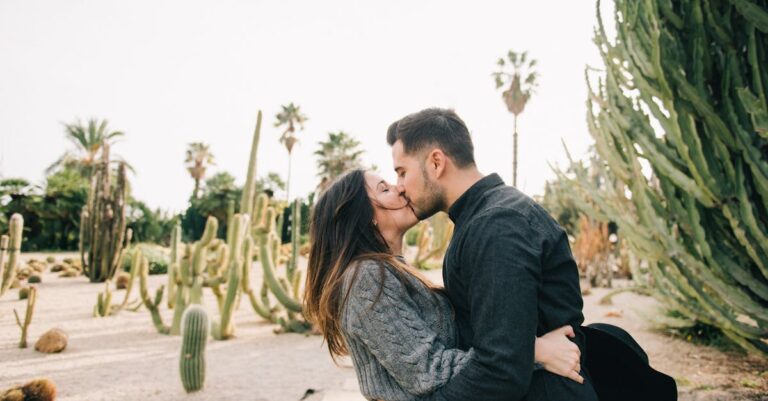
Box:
[13,286,36,348]
[27,275,41,284]
[18,286,29,300]
[45,256,56,264]
[180,304,209,393]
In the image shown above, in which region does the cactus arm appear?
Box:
[13,286,35,348]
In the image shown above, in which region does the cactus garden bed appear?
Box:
[0,253,766,401]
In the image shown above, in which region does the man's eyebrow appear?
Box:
[394,166,403,172]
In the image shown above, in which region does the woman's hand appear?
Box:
[535,325,584,384]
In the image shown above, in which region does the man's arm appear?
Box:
[427,209,542,401]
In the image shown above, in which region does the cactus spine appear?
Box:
[1,213,23,297]
[13,285,36,348]
[180,304,208,393]
[80,143,128,282]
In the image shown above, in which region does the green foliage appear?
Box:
[314,131,365,192]
[123,243,170,275]
[126,200,177,245]
[558,0,768,354]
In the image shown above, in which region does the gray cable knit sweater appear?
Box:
[340,259,475,401]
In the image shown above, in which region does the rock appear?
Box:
[604,309,624,318]
[0,378,57,401]
[115,273,130,290]
[10,279,20,289]
[35,329,68,353]
[21,378,56,401]
[50,264,65,273]
[59,269,79,278]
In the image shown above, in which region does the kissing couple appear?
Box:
[303,108,676,401]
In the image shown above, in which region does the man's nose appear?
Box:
[396,183,406,195]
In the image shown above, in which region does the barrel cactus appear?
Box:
[180,304,209,393]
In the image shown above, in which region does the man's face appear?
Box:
[391,140,445,220]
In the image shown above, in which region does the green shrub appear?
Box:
[123,243,170,275]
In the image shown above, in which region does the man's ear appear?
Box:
[428,149,448,179]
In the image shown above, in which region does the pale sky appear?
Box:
[0,0,613,213]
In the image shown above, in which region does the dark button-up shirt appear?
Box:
[426,173,590,401]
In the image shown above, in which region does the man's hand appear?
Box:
[534,325,584,384]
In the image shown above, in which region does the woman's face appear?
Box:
[364,171,418,235]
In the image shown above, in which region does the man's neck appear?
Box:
[442,167,484,212]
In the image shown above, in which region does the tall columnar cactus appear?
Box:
[80,143,129,282]
[212,214,249,340]
[180,304,209,393]
[1,213,24,297]
[13,285,36,348]
[167,223,181,309]
[558,0,768,353]
[171,217,218,335]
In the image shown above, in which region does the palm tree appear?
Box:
[185,142,215,199]
[314,131,365,192]
[274,103,308,201]
[46,118,126,178]
[492,50,539,188]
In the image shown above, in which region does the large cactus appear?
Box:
[180,304,208,393]
[80,142,129,282]
[211,214,249,340]
[0,213,24,297]
[559,0,768,353]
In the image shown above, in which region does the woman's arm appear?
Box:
[342,260,474,396]
[534,325,584,384]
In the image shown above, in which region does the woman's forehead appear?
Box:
[364,171,384,186]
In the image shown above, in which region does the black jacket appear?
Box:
[426,173,597,401]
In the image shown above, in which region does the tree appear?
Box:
[492,50,539,188]
[46,118,126,178]
[274,103,308,201]
[314,131,365,192]
[185,142,215,199]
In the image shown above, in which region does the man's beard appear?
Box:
[413,164,445,220]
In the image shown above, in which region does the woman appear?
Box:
[303,169,584,401]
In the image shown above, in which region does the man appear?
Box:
[387,108,598,401]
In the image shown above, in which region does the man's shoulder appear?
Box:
[461,187,560,238]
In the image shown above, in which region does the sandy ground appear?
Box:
[1,252,766,401]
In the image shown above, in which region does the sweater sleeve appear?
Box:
[341,260,474,396]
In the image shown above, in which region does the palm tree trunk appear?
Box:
[286,151,293,201]
[193,179,200,199]
[512,114,519,188]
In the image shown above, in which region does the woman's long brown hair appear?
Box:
[303,169,441,361]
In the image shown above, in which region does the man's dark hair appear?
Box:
[386,108,475,168]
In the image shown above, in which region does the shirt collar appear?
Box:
[447,173,505,224]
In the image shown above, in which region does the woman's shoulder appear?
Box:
[341,258,394,292]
